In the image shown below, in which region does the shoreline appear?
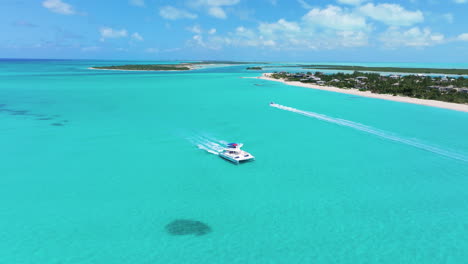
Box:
[87,63,238,72]
[87,67,195,72]
[259,73,468,113]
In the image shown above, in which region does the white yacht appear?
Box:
[219,143,255,164]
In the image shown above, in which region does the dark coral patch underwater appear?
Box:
[165,219,212,236]
[0,104,68,126]
[10,110,29,115]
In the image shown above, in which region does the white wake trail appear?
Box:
[186,134,227,155]
[270,103,468,163]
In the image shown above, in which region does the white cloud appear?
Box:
[457,33,468,41]
[193,12,370,51]
[358,3,423,26]
[159,6,197,20]
[193,27,263,49]
[190,34,225,49]
[208,6,227,19]
[42,0,75,15]
[99,27,128,41]
[379,27,444,48]
[186,25,216,35]
[129,0,145,7]
[297,0,312,9]
[337,0,367,5]
[302,5,368,30]
[191,0,240,19]
[186,3,451,51]
[336,30,369,47]
[132,32,144,41]
[187,25,202,34]
[443,13,454,24]
[228,27,278,48]
[259,19,301,37]
[454,0,467,3]
[193,35,205,46]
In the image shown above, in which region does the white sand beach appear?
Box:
[259,73,468,113]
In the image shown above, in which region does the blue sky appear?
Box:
[1,0,468,62]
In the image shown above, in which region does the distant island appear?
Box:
[246,67,263,70]
[90,61,265,71]
[264,65,468,75]
[91,64,192,71]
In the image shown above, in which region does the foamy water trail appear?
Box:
[270,103,468,163]
[186,134,227,155]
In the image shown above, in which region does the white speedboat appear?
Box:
[219,143,255,164]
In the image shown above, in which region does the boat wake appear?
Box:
[270,103,468,163]
[186,134,227,155]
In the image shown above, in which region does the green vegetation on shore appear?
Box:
[266,65,468,75]
[92,64,191,71]
[191,61,266,65]
[92,61,267,71]
[271,71,468,104]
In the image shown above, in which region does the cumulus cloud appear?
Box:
[302,5,368,30]
[191,7,371,51]
[159,6,197,20]
[379,27,444,48]
[132,32,144,41]
[453,0,467,3]
[208,6,227,19]
[297,0,312,9]
[186,3,452,51]
[187,25,217,35]
[259,19,301,37]
[358,3,423,26]
[457,33,468,41]
[190,0,240,19]
[42,0,75,15]
[99,27,128,41]
[187,25,203,34]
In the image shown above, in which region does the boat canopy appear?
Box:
[227,143,238,147]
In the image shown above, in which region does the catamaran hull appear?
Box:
[219,154,255,164]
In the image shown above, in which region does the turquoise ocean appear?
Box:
[1,59,468,263]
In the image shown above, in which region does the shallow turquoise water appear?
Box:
[1,60,468,263]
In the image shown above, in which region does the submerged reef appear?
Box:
[0,104,68,126]
[165,219,212,236]
[10,110,29,115]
